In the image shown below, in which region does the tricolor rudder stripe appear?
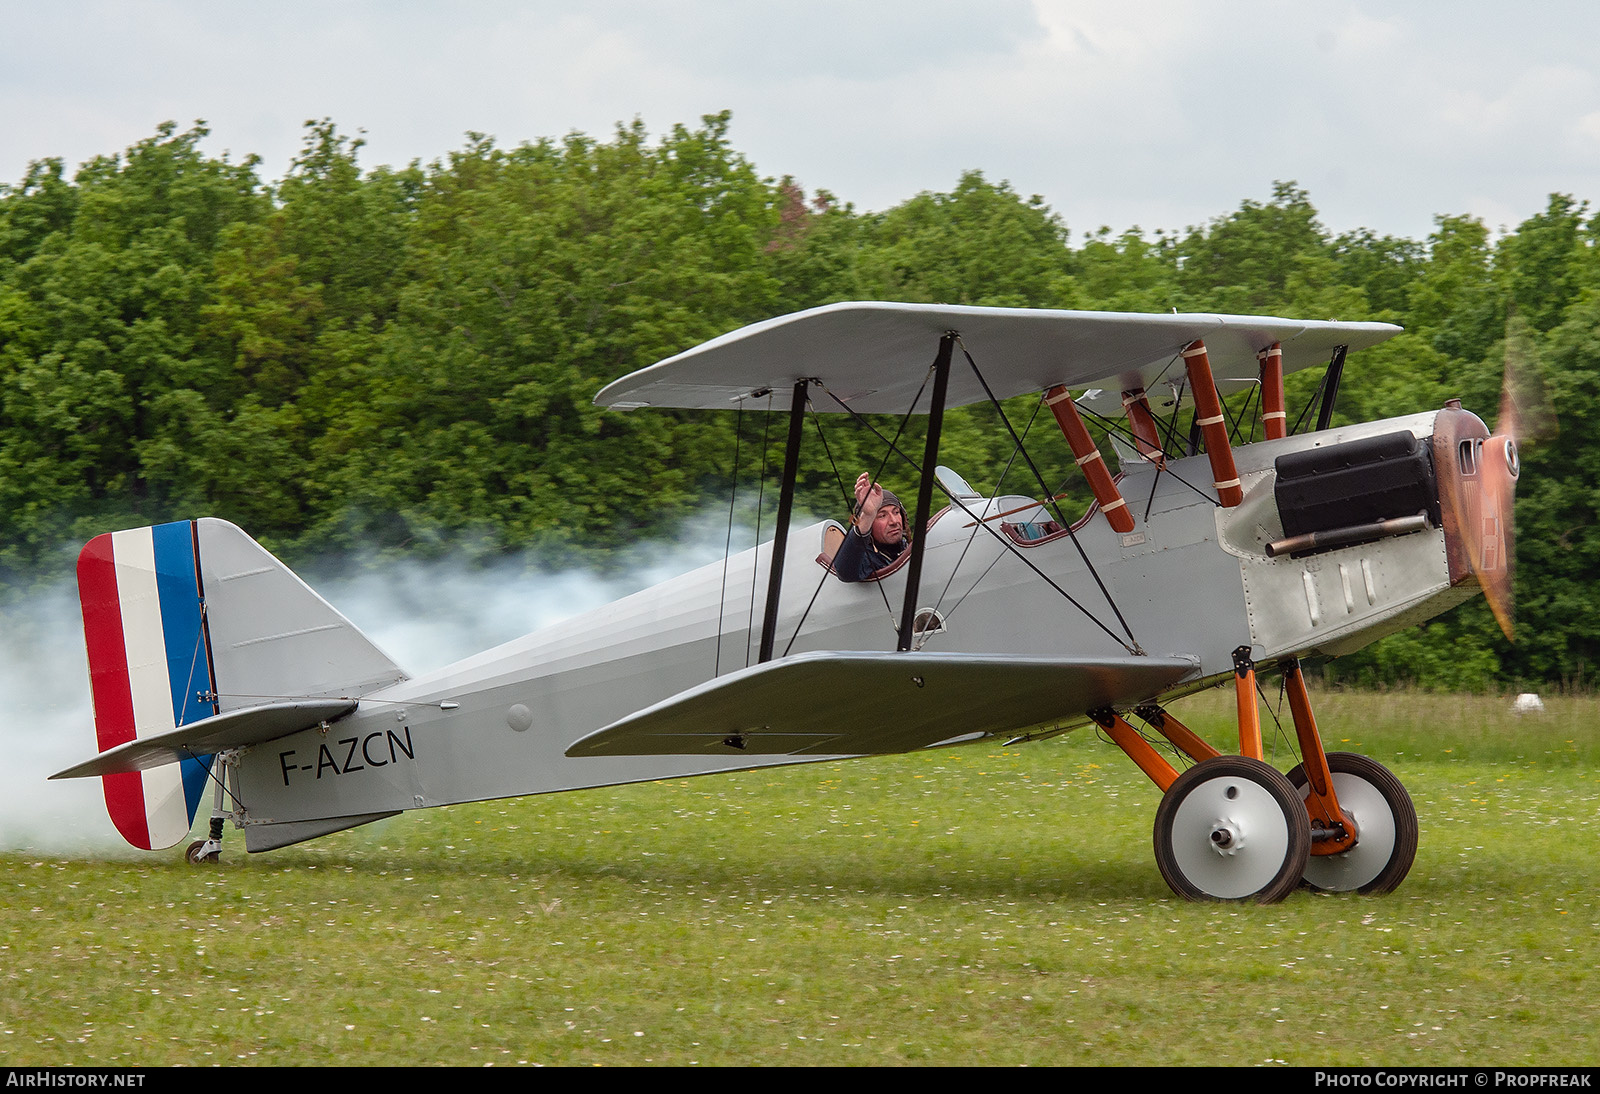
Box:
[77,521,217,850]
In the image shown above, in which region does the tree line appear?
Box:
[1,114,1596,688]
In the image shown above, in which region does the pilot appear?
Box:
[834,472,908,582]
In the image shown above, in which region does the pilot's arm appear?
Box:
[833,526,880,583]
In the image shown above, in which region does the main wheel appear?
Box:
[1285,752,1417,894]
[1153,756,1310,903]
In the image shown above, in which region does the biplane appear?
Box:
[52,302,1519,902]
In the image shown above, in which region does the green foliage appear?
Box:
[1174,181,1332,314]
[851,170,1073,307]
[1502,296,1600,682]
[0,118,1595,683]
[1499,194,1590,333]
[0,123,270,573]
[1065,225,1179,312]
[1406,214,1504,361]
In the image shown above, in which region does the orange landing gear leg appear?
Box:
[1089,708,1179,792]
[1132,705,1220,764]
[1233,646,1263,760]
[1282,658,1357,854]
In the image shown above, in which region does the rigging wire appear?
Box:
[1290,369,1329,436]
[1262,670,1298,769]
[811,403,854,512]
[857,367,934,627]
[188,750,246,813]
[1241,380,1263,446]
[1076,402,1219,508]
[781,401,866,658]
[819,381,1139,655]
[1222,379,1260,446]
[956,341,1140,650]
[932,397,1042,620]
[1138,376,1190,522]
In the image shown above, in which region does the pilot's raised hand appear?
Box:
[853,472,883,533]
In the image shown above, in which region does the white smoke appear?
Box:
[0,517,767,855]
[0,583,120,855]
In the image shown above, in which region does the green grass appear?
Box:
[3,690,1596,1066]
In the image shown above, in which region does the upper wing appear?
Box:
[564,650,1199,758]
[594,302,1400,415]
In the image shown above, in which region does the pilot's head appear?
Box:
[870,490,907,547]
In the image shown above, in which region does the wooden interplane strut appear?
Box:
[1258,342,1286,440]
[1122,387,1166,465]
[758,379,809,664]
[1181,339,1244,507]
[1044,385,1136,533]
[897,335,955,651]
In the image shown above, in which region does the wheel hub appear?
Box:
[1208,820,1242,854]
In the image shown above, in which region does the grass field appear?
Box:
[2,689,1596,1067]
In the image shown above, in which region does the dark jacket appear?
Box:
[833,526,907,582]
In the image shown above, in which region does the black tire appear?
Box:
[1285,752,1417,895]
[1153,756,1311,903]
[185,840,220,865]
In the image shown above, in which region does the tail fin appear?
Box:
[77,519,407,850]
[78,521,216,850]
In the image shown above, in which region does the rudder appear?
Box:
[78,521,216,850]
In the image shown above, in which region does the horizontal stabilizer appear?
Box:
[51,699,357,780]
[565,651,1199,758]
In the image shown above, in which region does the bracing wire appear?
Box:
[933,397,1041,618]
[956,342,1141,652]
[1075,402,1218,508]
[819,381,1138,655]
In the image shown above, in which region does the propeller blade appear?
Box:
[1500,314,1557,447]
[1433,408,1519,642]
[1476,432,1518,641]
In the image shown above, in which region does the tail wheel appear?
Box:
[1153,756,1310,903]
[185,840,220,865]
[1286,752,1417,894]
